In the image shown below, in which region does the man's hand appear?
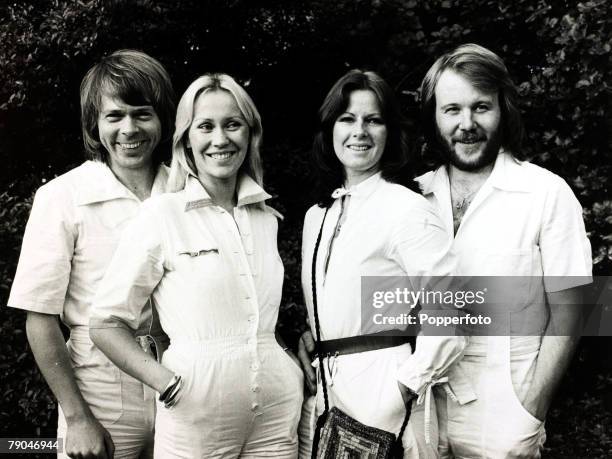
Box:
[65,415,114,459]
[520,392,547,422]
[298,331,317,395]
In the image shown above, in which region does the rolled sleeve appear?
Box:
[8,185,76,314]
[388,200,468,396]
[90,205,164,331]
[396,335,468,397]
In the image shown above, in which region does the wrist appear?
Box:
[63,406,95,425]
[159,374,183,408]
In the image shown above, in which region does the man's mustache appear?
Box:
[453,132,486,143]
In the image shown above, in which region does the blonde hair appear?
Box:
[167,73,264,192]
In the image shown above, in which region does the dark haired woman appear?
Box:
[298,70,467,458]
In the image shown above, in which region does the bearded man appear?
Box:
[416,43,592,458]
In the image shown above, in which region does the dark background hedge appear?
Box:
[1,0,610,456]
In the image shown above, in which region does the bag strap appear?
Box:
[311,207,331,414]
[310,206,412,448]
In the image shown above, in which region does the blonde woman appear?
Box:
[90,74,302,458]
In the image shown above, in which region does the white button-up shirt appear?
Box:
[416,152,592,341]
[8,160,168,332]
[90,174,284,343]
[301,173,466,394]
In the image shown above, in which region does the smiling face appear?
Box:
[187,90,250,187]
[434,69,502,171]
[97,94,161,174]
[332,89,387,187]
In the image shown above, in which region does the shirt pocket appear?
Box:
[480,247,535,314]
[169,245,223,280]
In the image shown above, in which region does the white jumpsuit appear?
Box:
[300,173,466,458]
[91,174,303,458]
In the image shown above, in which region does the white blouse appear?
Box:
[301,173,467,395]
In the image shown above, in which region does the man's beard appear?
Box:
[436,128,502,172]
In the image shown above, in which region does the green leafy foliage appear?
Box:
[1,0,610,452]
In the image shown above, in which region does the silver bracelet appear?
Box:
[163,377,183,408]
[159,375,181,403]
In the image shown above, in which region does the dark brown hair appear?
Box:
[312,69,416,207]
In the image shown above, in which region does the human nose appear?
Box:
[211,127,229,147]
[351,119,368,138]
[120,116,138,136]
[459,109,475,131]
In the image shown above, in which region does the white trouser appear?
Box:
[57,328,157,459]
[298,344,438,459]
[437,336,546,458]
[154,333,303,458]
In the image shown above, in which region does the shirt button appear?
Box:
[251,403,259,411]
[250,363,259,371]
[251,386,260,393]
[248,315,256,323]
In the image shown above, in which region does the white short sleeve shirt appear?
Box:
[8,160,168,331]
[416,152,593,337]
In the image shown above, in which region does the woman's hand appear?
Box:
[298,331,317,395]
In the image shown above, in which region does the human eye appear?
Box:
[198,121,213,132]
[475,103,490,113]
[104,112,123,121]
[336,114,354,123]
[226,119,243,130]
[136,110,155,120]
[443,106,460,114]
[367,116,385,125]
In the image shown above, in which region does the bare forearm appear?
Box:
[25,312,92,421]
[525,287,583,417]
[90,326,173,393]
[531,335,579,409]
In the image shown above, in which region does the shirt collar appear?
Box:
[184,173,272,211]
[416,150,533,195]
[486,150,533,192]
[331,171,382,200]
[76,161,168,205]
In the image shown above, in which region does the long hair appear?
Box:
[80,49,176,167]
[166,73,264,196]
[420,43,525,166]
[312,69,415,207]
